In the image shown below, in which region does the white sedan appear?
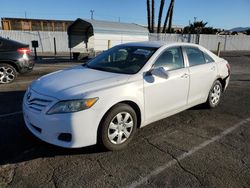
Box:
[23,42,230,150]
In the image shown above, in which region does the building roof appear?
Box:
[68,18,148,36]
[1,17,73,23]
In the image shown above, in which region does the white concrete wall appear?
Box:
[1,30,249,53]
[149,33,250,51]
[0,30,69,52]
[200,34,250,51]
[149,33,197,43]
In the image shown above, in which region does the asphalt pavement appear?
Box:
[0,52,250,188]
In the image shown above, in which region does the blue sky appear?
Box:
[0,0,249,29]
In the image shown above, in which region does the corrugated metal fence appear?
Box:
[0,30,69,52]
[1,30,250,52]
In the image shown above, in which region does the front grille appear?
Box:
[27,98,52,112]
[25,89,54,113]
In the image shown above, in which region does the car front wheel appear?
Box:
[99,104,137,151]
[206,80,222,108]
[0,64,17,84]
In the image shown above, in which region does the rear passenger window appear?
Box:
[185,47,206,66]
[154,47,184,71]
[203,52,214,63]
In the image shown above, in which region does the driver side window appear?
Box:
[104,49,129,63]
[154,47,184,71]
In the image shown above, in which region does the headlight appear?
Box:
[47,98,98,115]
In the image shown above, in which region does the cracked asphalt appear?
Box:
[0,52,250,188]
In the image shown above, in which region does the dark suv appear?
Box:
[0,37,34,84]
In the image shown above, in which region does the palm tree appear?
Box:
[167,0,175,33]
[146,0,152,32]
[157,0,165,33]
[162,0,174,33]
[183,21,208,34]
[151,0,155,33]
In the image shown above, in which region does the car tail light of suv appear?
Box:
[17,47,30,55]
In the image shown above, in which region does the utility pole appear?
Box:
[25,11,27,18]
[194,17,197,23]
[90,10,94,20]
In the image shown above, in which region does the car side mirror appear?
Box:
[148,67,169,79]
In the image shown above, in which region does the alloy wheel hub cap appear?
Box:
[0,67,15,83]
[108,112,134,144]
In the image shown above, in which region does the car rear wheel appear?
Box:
[99,103,137,151]
[0,64,17,84]
[206,80,222,108]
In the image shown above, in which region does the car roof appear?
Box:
[119,41,221,61]
[121,41,166,48]
[120,41,202,49]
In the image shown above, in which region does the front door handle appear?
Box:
[181,73,189,78]
[211,66,216,71]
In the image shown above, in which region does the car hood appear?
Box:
[31,65,131,99]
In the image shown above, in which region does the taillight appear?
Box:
[226,63,231,75]
[17,47,30,55]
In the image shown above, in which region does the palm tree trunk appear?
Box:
[157,0,165,33]
[151,0,155,33]
[146,0,152,33]
[162,0,173,33]
[167,0,175,33]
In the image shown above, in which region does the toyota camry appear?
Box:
[23,42,230,150]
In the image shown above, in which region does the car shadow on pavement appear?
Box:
[0,120,105,166]
[0,90,105,166]
[188,103,208,110]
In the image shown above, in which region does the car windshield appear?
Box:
[86,46,158,74]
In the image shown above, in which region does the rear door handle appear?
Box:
[181,73,189,78]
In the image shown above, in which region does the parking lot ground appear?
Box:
[0,52,250,188]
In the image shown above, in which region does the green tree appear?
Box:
[183,21,217,34]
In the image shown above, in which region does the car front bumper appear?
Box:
[18,59,35,73]
[22,90,101,148]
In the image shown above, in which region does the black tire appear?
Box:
[0,63,17,84]
[99,103,137,151]
[206,80,222,108]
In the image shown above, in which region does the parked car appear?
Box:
[0,37,34,84]
[23,42,230,150]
